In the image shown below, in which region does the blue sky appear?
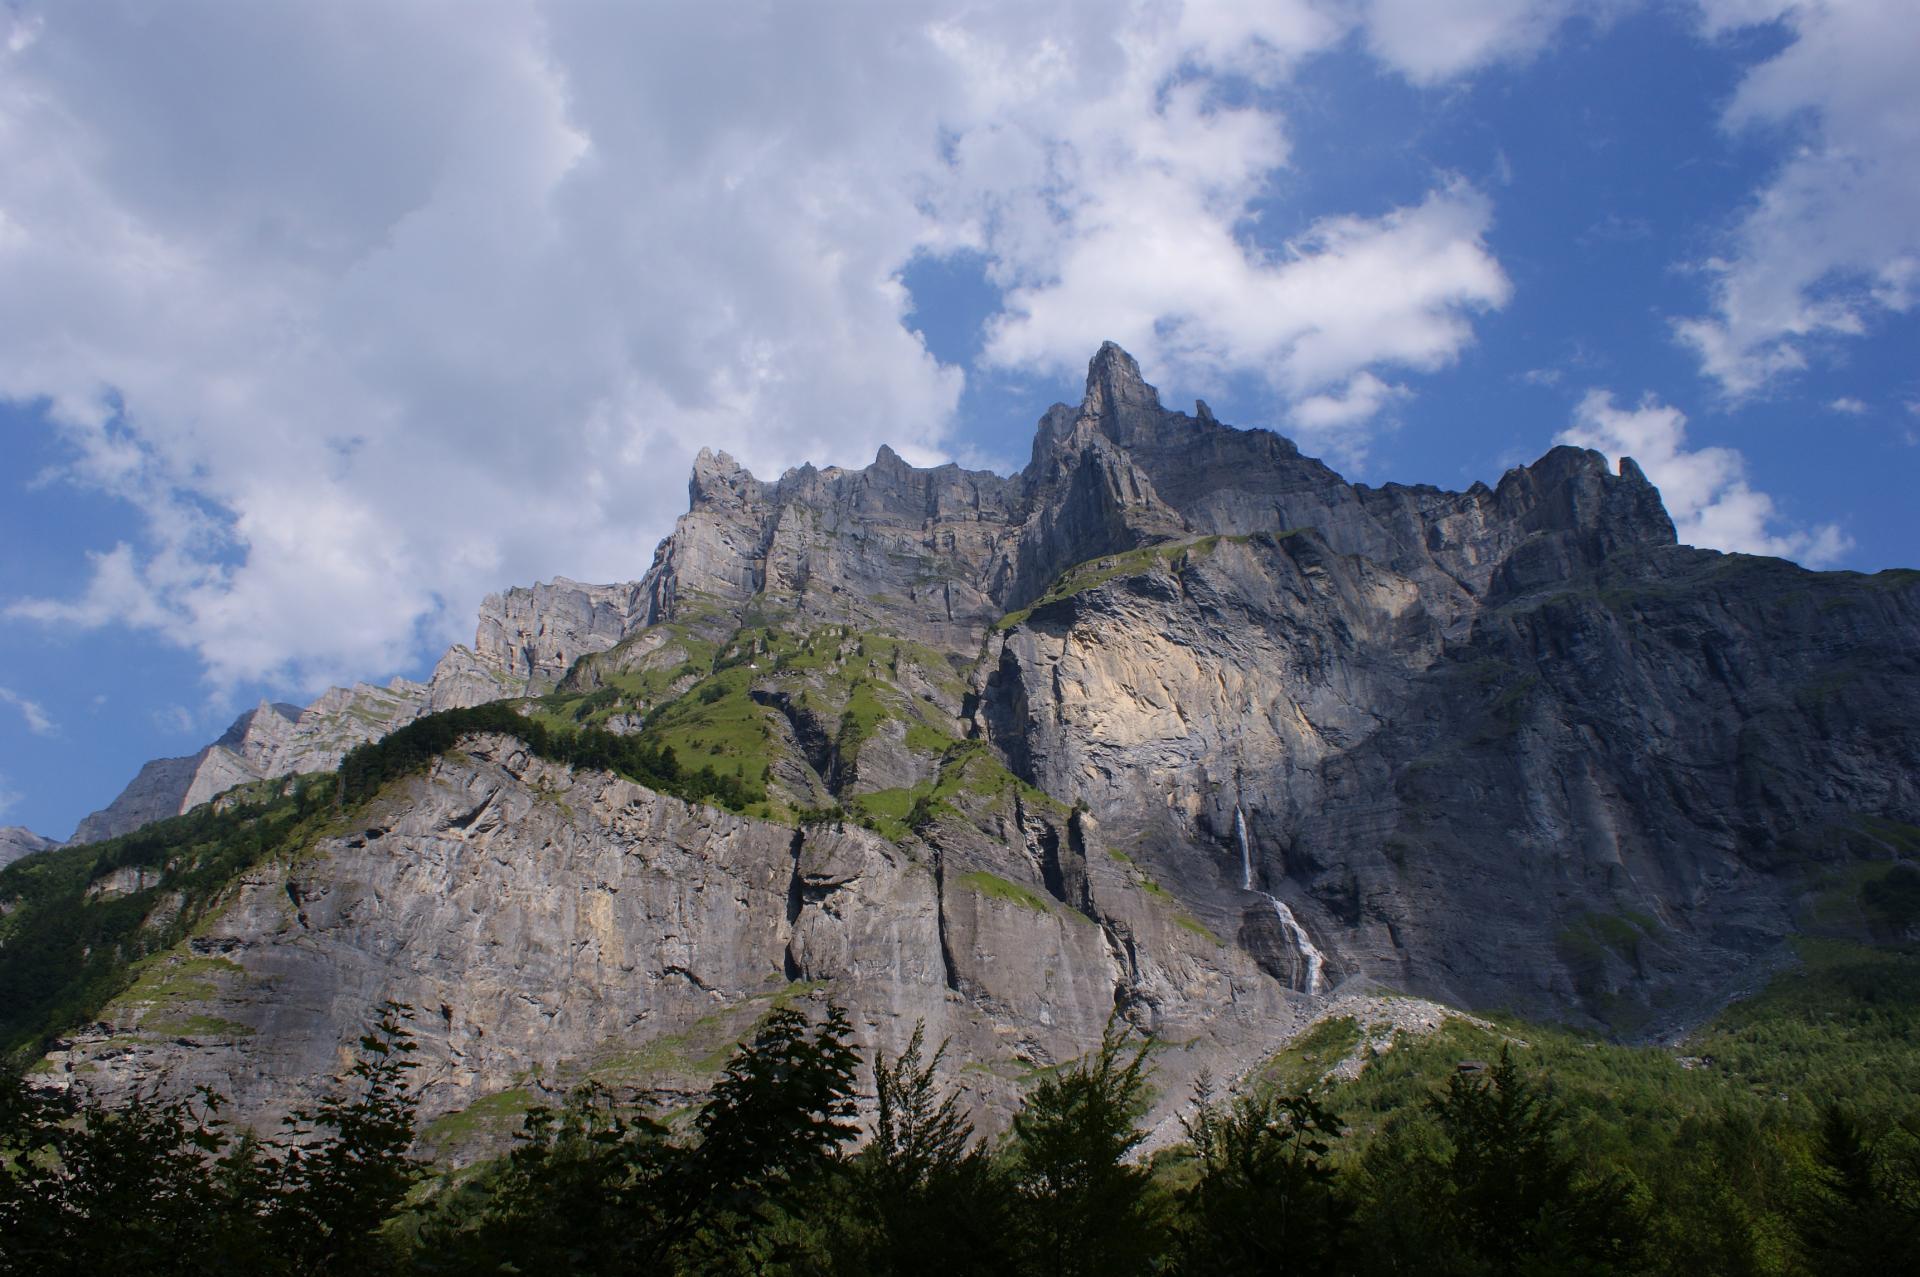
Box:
[2,0,1916,841]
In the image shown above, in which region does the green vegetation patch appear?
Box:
[1798,855,1920,936]
[903,721,955,754]
[340,701,762,814]
[994,536,1223,631]
[997,529,1312,630]
[832,740,1071,843]
[1863,863,1920,930]
[119,954,246,1009]
[843,788,918,841]
[1555,908,1657,971]
[138,1012,256,1040]
[1252,940,1920,1173]
[1687,938,1920,1125]
[955,870,1053,914]
[1171,913,1223,946]
[587,980,829,1086]
[834,678,889,755]
[630,665,776,812]
[928,739,1068,817]
[1253,1015,1365,1096]
[422,1087,539,1148]
[0,779,336,1070]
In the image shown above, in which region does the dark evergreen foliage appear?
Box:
[676,1003,863,1273]
[0,778,333,1066]
[1355,1046,1646,1276]
[268,1002,424,1274]
[856,1023,1016,1275]
[336,701,762,811]
[1794,1104,1920,1275]
[4,985,1918,1274]
[413,1084,682,1274]
[1176,1078,1351,1275]
[1008,1016,1163,1277]
[0,1004,423,1276]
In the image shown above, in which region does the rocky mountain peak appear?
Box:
[21,339,1919,1166]
[0,825,60,870]
[1083,338,1157,415]
[212,700,301,752]
[1077,340,1176,451]
[689,447,765,511]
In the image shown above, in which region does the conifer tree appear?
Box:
[1176,1078,1351,1275]
[266,1001,423,1275]
[0,1078,235,1276]
[1796,1104,1920,1274]
[415,1083,680,1275]
[1384,1046,1645,1276]
[1009,1015,1162,1277]
[675,1001,863,1273]
[859,1022,1015,1275]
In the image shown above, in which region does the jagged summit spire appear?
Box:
[1083,341,1161,425]
[1027,342,1175,471]
[1086,339,1143,388]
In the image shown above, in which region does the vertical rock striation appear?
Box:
[32,343,1920,1150]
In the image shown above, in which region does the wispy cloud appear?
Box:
[1677,1,1920,395]
[0,687,55,735]
[151,704,197,736]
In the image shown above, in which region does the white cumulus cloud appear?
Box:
[0,1,1533,696]
[1677,0,1920,394]
[984,173,1511,405]
[1359,0,1590,84]
[1558,389,1850,566]
[1290,371,1410,434]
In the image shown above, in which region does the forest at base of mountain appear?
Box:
[3,931,1916,1275]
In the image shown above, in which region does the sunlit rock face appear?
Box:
[39,344,1919,1153]
[0,826,60,870]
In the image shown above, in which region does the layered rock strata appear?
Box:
[34,343,1920,1154]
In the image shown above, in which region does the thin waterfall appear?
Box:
[1234,806,1253,892]
[1237,804,1325,996]
[1261,892,1325,996]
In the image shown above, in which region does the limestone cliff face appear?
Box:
[42,735,1291,1156]
[975,508,1920,1030]
[67,344,1691,846]
[472,578,648,692]
[70,588,606,843]
[36,343,1920,1151]
[0,826,59,870]
[619,343,1676,652]
[72,703,304,844]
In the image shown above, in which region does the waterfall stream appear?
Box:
[1235,804,1325,996]
[1234,806,1253,892]
[1260,892,1325,995]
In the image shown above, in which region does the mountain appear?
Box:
[65,595,597,844]
[0,826,60,870]
[14,344,1919,1154]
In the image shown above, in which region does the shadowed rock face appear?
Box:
[977,528,1920,1031]
[35,344,1919,1153]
